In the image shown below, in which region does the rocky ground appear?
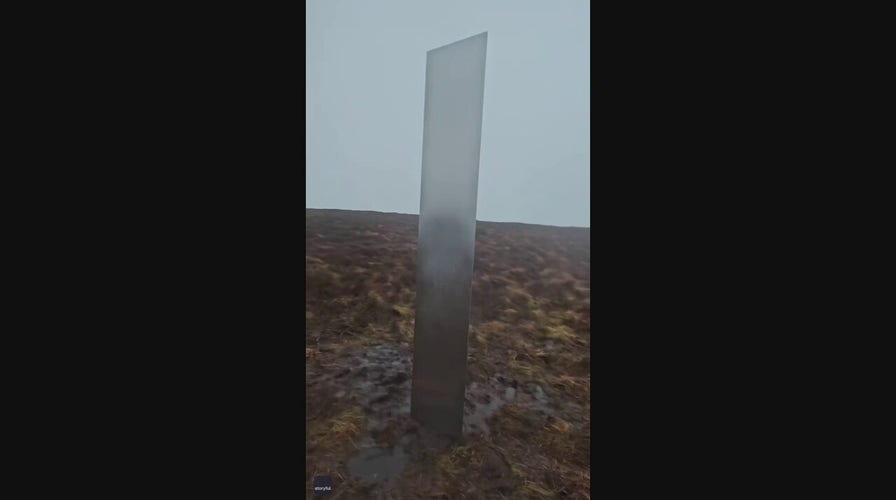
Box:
[306,209,590,499]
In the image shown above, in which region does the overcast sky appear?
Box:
[306,0,590,228]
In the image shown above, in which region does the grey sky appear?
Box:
[306,0,590,228]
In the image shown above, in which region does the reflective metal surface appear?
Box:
[411,32,488,440]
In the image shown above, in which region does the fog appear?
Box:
[306,0,590,227]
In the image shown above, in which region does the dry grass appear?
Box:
[391,304,413,317]
[521,480,555,497]
[510,358,547,381]
[544,324,580,343]
[536,416,578,457]
[307,406,365,453]
[549,374,591,399]
[437,443,475,479]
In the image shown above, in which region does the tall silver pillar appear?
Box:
[411,32,488,439]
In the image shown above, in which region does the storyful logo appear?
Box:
[313,475,333,496]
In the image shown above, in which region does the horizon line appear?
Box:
[305,207,589,229]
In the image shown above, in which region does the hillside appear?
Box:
[306,208,590,499]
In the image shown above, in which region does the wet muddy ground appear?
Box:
[306,209,590,499]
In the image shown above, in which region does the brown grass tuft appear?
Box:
[521,480,555,497]
[307,407,365,454]
[544,325,585,345]
[391,304,413,317]
[437,443,475,479]
[549,375,590,399]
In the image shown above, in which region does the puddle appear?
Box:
[463,375,554,436]
[333,344,556,444]
[341,345,413,436]
[346,446,408,481]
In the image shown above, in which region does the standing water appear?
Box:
[346,446,408,481]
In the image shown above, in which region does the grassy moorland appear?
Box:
[306,208,590,499]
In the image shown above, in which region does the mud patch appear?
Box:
[463,374,554,436]
[346,446,408,481]
[337,344,556,439]
[342,345,413,439]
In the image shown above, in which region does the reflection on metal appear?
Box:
[411,32,488,440]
